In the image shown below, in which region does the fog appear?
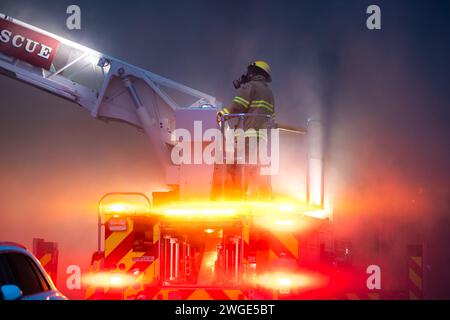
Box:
[0,0,449,298]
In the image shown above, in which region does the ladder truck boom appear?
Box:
[0,13,220,168]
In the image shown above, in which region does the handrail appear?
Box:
[221,113,307,134]
[218,113,275,200]
[96,192,151,252]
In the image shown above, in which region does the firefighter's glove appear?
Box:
[217,110,226,127]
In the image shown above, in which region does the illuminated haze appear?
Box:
[0,0,449,297]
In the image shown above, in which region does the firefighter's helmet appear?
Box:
[249,60,272,82]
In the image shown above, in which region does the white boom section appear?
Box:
[0,13,220,168]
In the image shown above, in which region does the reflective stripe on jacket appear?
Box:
[220,75,275,138]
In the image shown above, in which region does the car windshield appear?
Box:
[0,252,50,297]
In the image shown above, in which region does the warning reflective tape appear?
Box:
[243,130,268,140]
[152,289,247,300]
[234,96,250,107]
[408,255,423,300]
[105,230,133,263]
[267,232,298,259]
[249,100,273,112]
[252,100,273,107]
[39,253,52,268]
[342,293,381,300]
[409,268,422,289]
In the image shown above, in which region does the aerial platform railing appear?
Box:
[217,113,324,208]
[217,113,276,200]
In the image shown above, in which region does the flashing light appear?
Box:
[278,204,294,212]
[155,199,330,221]
[278,278,292,287]
[256,216,303,232]
[103,201,149,215]
[275,219,294,226]
[104,202,130,214]
[164,207,236,217]
[274,201,330,220]
[83,272,135,288]
[255,271,327,291]
[109,275,123,286]
[88,54,100,66]
[110,203,126,212]
[303,210,329,219]
[204,229,215,234]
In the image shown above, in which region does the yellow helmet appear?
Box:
[249,60,272,82]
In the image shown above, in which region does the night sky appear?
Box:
[0,0,449,298]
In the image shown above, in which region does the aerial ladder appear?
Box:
[0,13,337,300]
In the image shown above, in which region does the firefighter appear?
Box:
[216,61,275,200]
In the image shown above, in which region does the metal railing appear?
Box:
[96,192,151,252]
[218,113,275,200]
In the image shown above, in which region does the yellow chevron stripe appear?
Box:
[118,249,139,270]
[223,289,246,300]
[93,259,102,272]
[409,268,422,289]
[345,293,360,300]
[84,285,96,300]
[409,291,419,300]
[105,221,132,257]
[124,283,142,298]
[142,258,158,283]
[271,231,298,258]
[272,290,278,300]
[243,224,249,243]
[39,253,52,268]
[188,289,212,300]
[123,253,159,299]
[411,256,422,268]
[154,289,169,300]
[153,223,159,243]
[269,249,278,261]
[367,293,380,300]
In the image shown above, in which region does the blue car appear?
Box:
[0,242,66,300]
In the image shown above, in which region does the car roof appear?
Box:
[0,242,33,258]
[0,241,28,250]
